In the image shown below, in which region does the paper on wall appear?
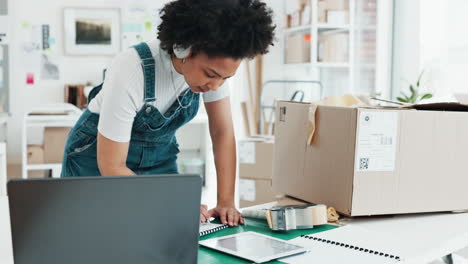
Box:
[0,16,9,44]
[355,111,399,172]
[42,25,50,50]
[0,69,3,90]
[238,141,256,164]
[0,45,3,61]
[122,2,158,48]
[40,54,59,80]
[239,179,256,201]
[18,23,42,71]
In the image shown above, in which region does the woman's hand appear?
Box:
[207,203,245,227]
[200,204,209,223]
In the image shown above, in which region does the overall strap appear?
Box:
[133,42,156,103]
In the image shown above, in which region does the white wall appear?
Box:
[391,0,421,99]
[445,0,468,94]
[420,0,468,99]
[5,0,184,159]
[392,0,468,101]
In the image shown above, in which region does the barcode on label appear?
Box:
[380,137,393,145]
[359,158,369,170]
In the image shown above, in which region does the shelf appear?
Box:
[284,62,313,67]
[25,103,82,127]
[25,117,80,127]
[355,25,377,31]
[22,103,82,179]
[26,164,62,170]
[284,25,312,34]
[316,62,350,68]
[284,62,350,68]
[357,63,377,69]
[280,0,392,110]
[317,24,350,29]
[284,24,351,35]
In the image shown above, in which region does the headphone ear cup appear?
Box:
[173,44,191,59]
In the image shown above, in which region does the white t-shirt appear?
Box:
[88,39,230,142]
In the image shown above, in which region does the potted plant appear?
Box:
[397,70,433,104]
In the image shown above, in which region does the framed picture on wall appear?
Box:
[64,8,121,56]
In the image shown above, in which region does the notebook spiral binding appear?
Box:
[199,224,229,236]
[300,235,401,261]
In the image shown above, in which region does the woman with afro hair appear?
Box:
[61,0,276,227]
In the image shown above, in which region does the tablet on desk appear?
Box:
[199,231,307,263]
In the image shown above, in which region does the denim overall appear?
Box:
[61,43,200,177]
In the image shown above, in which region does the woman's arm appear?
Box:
[97,132,136,176]
[205,96,244,226]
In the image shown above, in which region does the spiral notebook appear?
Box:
[199,222,229,237]
[282,225,403,264]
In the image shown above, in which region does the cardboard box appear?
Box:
[44,127,72,163]
[290,11,301,28]
[7,169,47,180]
[239,178,282,208]
[273,101,468,216]
[285,33,311,64]
[317,0,349,24]
[28,170,48,179]
[326,0,349,10]
[238,137,274,180]
[299,0,311,25]
[318,32,348,62]
[27,145,44,164]
[326,10,349,24]
[65,84,86,109]
[300,4,311,25]
[317,0,328,23]
[285,0,311,27]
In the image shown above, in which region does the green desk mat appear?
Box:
[198,218,338,263]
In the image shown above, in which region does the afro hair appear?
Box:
[157,0,276,60]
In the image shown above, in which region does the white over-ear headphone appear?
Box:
[173,44,191,60]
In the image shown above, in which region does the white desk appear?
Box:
[243,201,468,264]
[1,198,467,263]
[340,212,468,264]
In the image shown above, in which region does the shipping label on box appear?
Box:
[239,178,281,208]
[239,141,256,164]
[239,178,256,201]
[239,138,275,180]
[355,110,399,172]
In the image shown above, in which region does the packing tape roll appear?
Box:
[311,204,328,225]
[264,204,330,231]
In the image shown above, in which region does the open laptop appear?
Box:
[7,175,202,264]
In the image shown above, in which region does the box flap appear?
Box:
[403,102,468,111]
[272,102,308,195]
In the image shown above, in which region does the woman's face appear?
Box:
[182,53,242,93]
